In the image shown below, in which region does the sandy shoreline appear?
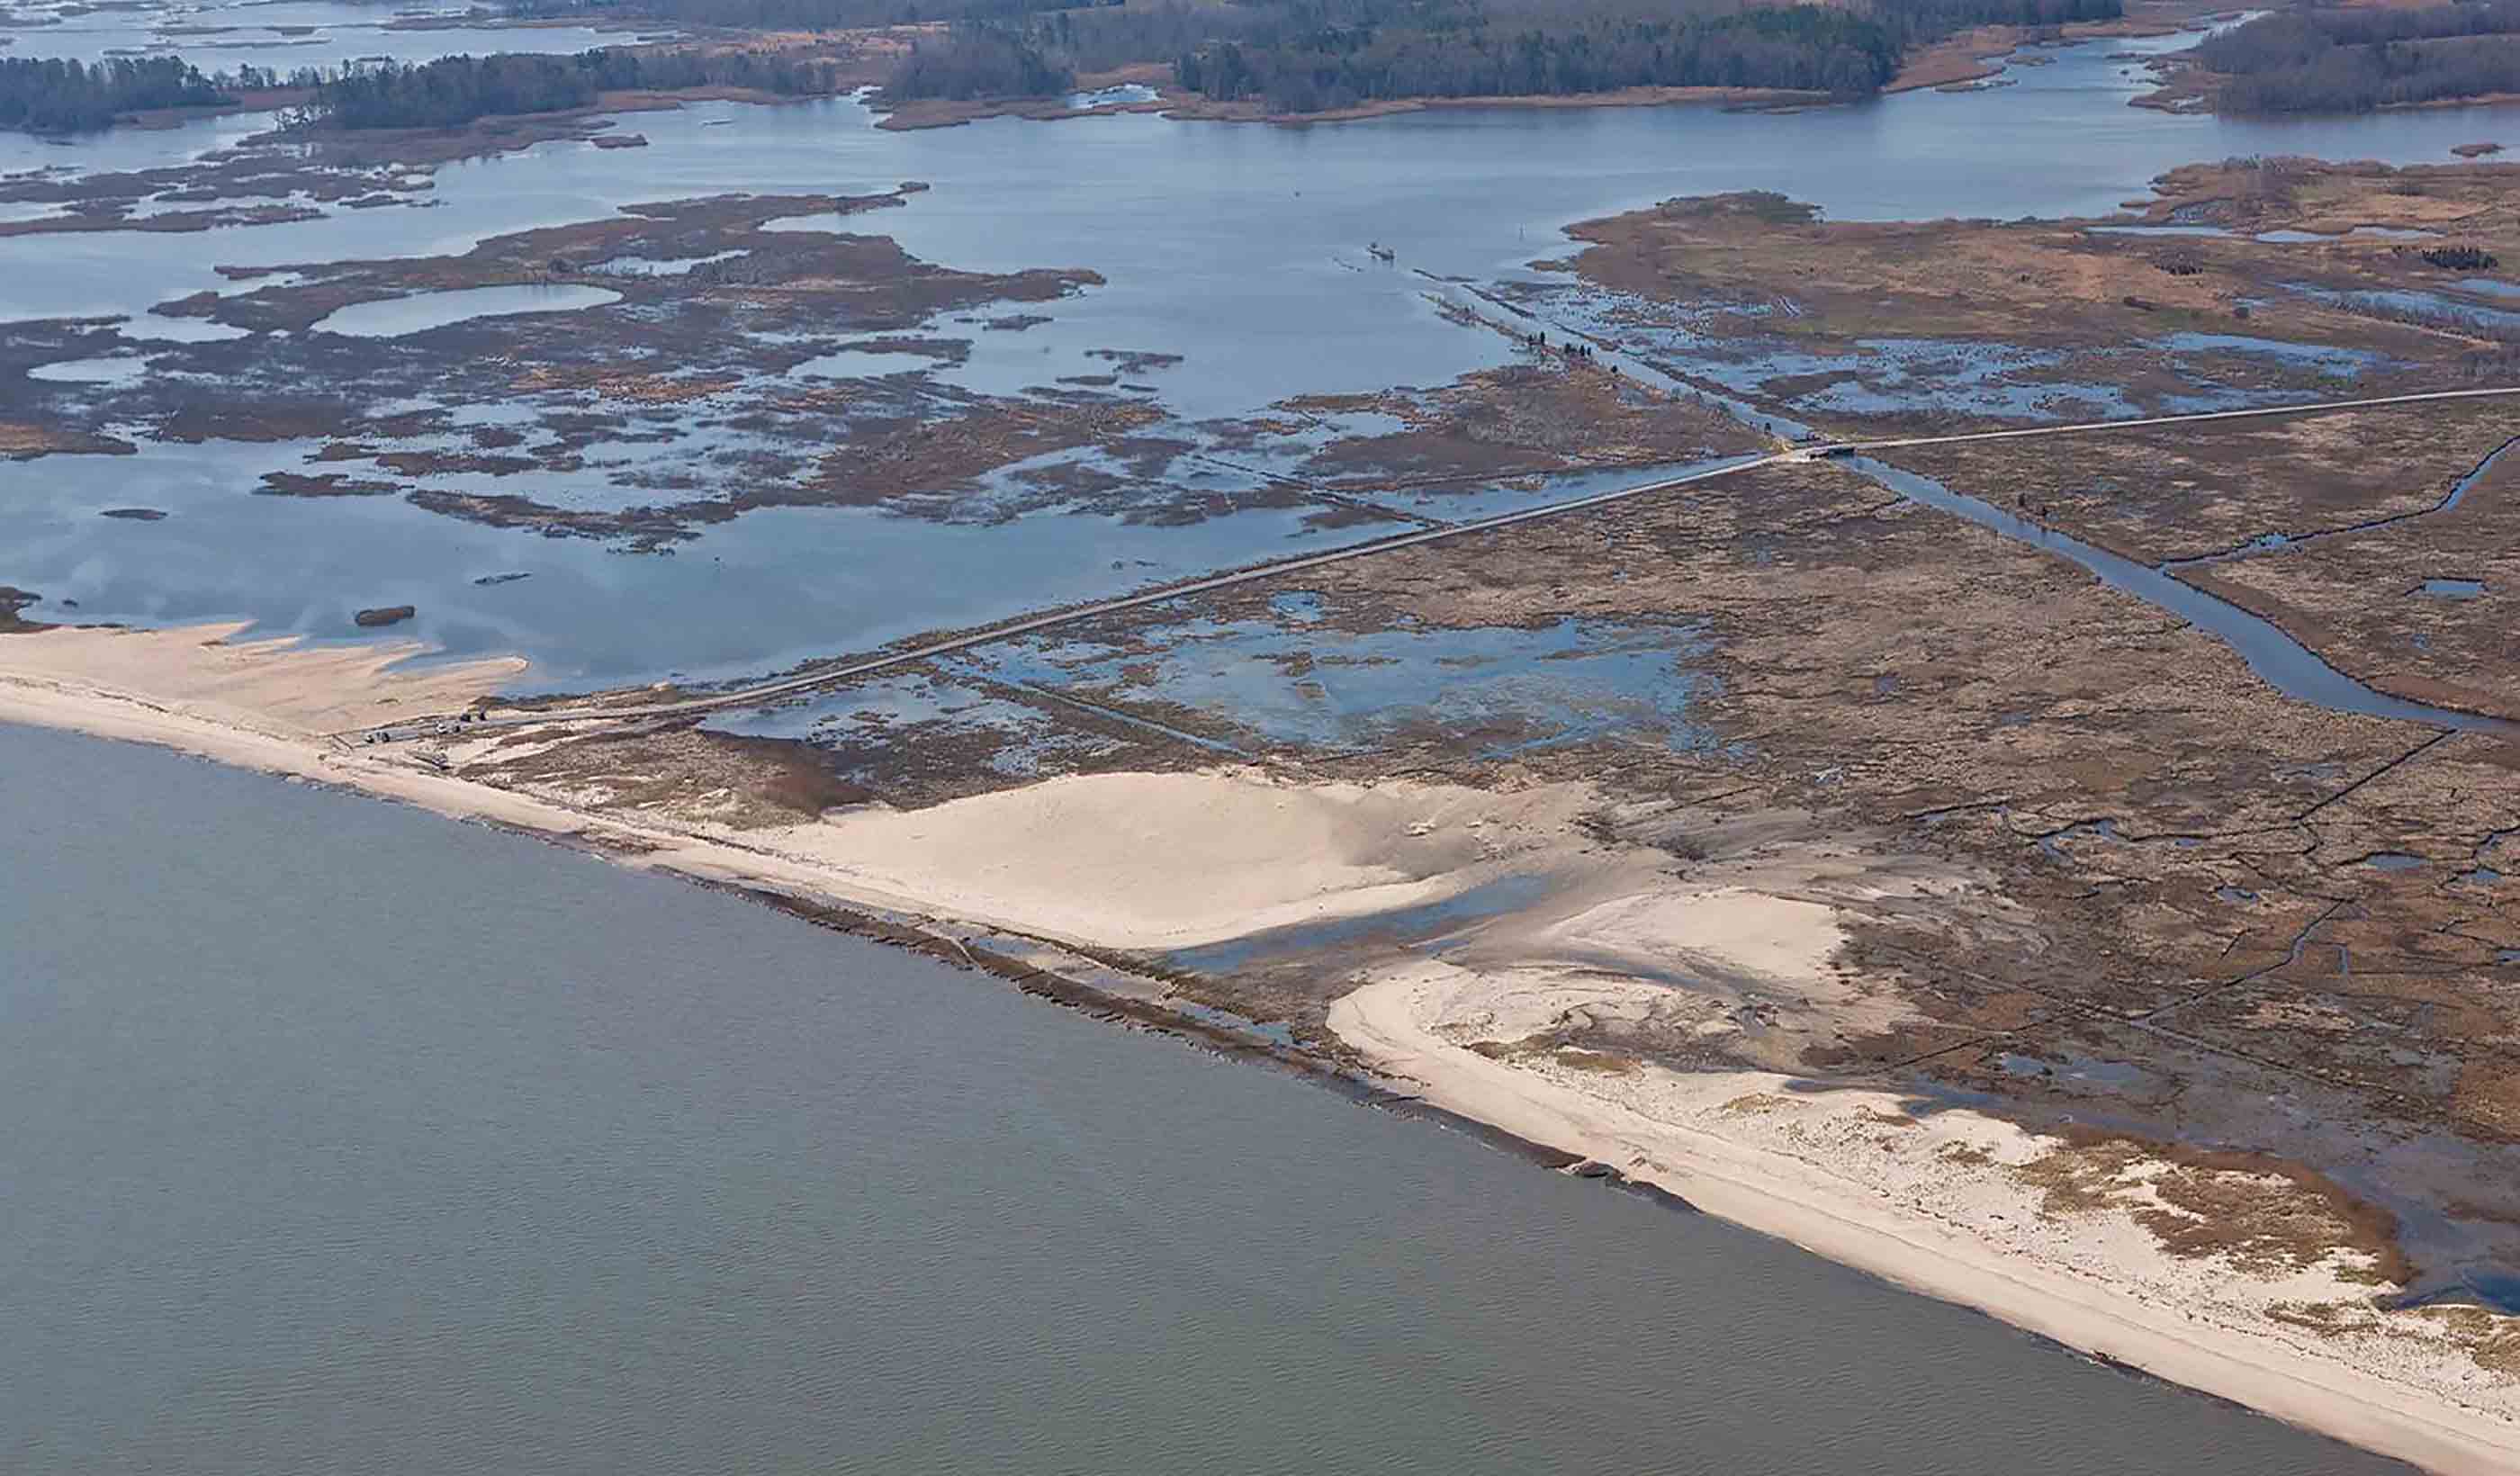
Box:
[4,628,2516,1475]
[1331,968,2520,1475]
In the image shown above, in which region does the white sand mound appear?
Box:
[1544,886,1843,982]
[761,768,1591,950]
[0,622,522,737]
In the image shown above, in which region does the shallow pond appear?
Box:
[0,436,1404,687]
[953,613,1724,758]
[310,284,625,338]
[26,354,148,383]
[789,345,943,379]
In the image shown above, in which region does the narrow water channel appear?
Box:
[1851,457,2513,734]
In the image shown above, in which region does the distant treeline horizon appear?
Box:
[880,0,2126,110]
[2196,1,2520,112]
[0,49,862,133]
[0,0,2135,133]
[276,49,850,130]
[0,56,230,132]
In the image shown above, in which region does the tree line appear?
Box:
[506,0,2119,108]
[888,0,2120,111]
[280,48,851,130]
[509,0,1089,29]
[0,56,229,133]
[885,27,1076,99]
[2195,2,2520,112]
[1174,5,1906,110]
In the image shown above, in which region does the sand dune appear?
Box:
[0,623,523,738]
[748,769,1596,950]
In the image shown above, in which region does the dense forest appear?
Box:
[2194,1,2520,112]
[0,57,229,133]
[509,0,1078,28]
[886,28,1077,99]
[278,48,851,130]
[510,0,2119,107]
[889,0,2123,109]
[1170,4,1898,105]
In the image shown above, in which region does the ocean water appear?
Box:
[0,721,2414,1475]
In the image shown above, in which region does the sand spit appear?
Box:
[1330,961,2520,1476]
[2,630,2516,1474]
[0,623,525,736]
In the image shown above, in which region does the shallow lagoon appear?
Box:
[310,283,626,337]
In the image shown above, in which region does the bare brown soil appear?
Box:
[1887,26,2026,92]
[483,724,878,826]
[0,422,134,459]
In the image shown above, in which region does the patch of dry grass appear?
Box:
[2013,1129,2413,1283]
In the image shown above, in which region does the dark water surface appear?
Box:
[0,722,2410,1475]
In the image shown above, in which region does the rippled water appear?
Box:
[0,721,2418,1475]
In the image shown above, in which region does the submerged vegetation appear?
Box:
[2194,1,2520,113]
[0,57,230,133]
